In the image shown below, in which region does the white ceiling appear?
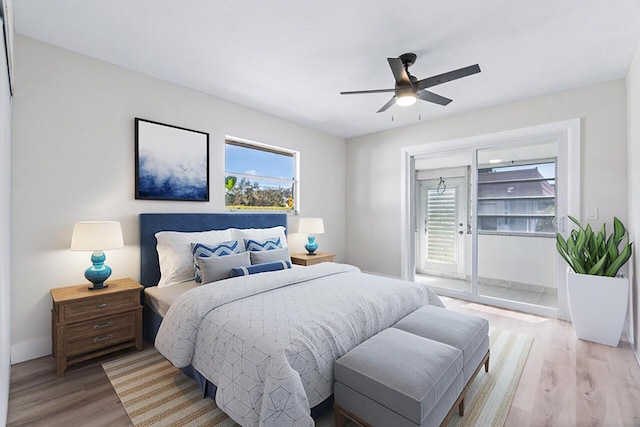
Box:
[12,0,640,139]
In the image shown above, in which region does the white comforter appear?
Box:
[155,263,443,427]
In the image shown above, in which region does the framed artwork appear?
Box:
[135,118,209,201]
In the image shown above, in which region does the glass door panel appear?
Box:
[475,143,558,308]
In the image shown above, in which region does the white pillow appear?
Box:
[232,226,288,252]
[250,247,291,265]
[155,229,233,287]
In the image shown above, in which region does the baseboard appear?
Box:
[11,337,51,364]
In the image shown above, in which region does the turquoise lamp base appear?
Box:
[305,235,319,255]
[85,251,112,290]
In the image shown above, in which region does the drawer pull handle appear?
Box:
[97,303,108,309]
[93,335,112,343]
[93,321,113,329]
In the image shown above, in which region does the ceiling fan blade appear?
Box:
[340,88,395,95]
[388,57,411,85]
[417,90,453,106]
[417,64,481,90]
[377,97,396,113]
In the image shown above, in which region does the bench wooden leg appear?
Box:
[334,404,348,427]
[458,397,465,416]
[334,403,372,427]
[485,350,490,372]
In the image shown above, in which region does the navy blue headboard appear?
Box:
[139,213,288,287]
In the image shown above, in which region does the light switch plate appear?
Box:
[586,207,598,220]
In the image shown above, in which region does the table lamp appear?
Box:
[70,221,124,290]
[298,218,324,255]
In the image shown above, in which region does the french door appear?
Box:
[417,176,467,279]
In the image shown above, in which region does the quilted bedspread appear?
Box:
[155,263,443,427]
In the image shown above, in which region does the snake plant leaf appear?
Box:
[595,230,604,253]
[568,215,582,228]
[613,217,626,246]
[585,223,594,250]
[575,227,587,257]
[604,242,633,277]
[556,235,574,271]
[567,234,576,252]
[556,234,568,252]
[607,237,619,264]
[571,255,587,274]
[588,252,608,275]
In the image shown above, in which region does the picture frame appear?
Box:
[135,118,209,201]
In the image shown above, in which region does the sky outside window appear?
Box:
[225,144,294,179]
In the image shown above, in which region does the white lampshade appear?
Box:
[298,218,324,235]
[70,221,124,251]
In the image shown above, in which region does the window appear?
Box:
[477,160,556,236]
[225,139,298,211]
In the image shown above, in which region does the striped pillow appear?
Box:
[229,260,292,278]
[244,237,282,252]
[191,240,240,282]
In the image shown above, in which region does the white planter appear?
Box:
[566,270,628,347]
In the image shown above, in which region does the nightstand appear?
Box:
[290,252,336,266]
[50,278,143,377]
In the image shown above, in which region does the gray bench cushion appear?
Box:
[334,328,463,425]
[393,305,489,384]
[334,379,462,427]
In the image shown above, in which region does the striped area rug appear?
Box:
[447,327,533,427]
[103,327,532,427]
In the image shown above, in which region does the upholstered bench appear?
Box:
[334,328,464,427]
[393,305,490,415]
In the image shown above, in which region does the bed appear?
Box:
[140,213,444,427]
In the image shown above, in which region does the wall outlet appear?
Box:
[586,207,599,220]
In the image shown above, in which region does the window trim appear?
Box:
[224,137,299,213]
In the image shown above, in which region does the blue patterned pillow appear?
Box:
[229,260,292,278]
[191,240,240,282]
[244,237,281,252]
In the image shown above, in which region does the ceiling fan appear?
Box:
[340,53,481,113]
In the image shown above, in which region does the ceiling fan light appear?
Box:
[396,94,417,107]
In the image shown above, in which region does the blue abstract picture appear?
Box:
[135,119,209,201]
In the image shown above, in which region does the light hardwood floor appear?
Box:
[7,297,640,426]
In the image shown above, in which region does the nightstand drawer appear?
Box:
[65,311,136,340]
[67,325,136,357]
[63,292,138,322]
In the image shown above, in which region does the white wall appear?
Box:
[10,35,346,363]
[346,80,628,278]
[0,17,11,427]
[627,41,640,357]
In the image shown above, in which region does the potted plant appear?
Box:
[556,216,632,346]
